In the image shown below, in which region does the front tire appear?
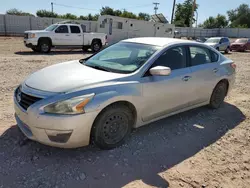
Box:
[38,39,51,53]
[209,82,227,109]
[91,104,133,150]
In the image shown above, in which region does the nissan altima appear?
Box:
[14,37,236,149]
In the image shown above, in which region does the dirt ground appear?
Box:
[0,37,250,188]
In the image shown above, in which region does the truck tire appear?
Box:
[38,39,51,53]
[91,40,102,53]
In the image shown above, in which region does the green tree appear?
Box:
[6,8,34,16]
[60,13,78,20]
[36,10,58,18]
[120,10,137,19]
[138,12,151,21]
[227,4,250,28]
[100,6,116,16]
[201,14,228,28]
[173,0,198,27]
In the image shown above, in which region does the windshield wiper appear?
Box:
[84,64,111,72]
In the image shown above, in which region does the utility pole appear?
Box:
[51,2,54,13]
[153,2,160,15]
[190,0,196,27]
[171,0,176,24]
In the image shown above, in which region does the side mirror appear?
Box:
[149,66,171,76]
[219,41,222,44]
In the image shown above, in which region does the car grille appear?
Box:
[24,33,28,39]
[16,87,42,110]
[231,45,240,48]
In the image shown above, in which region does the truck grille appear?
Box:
[24,33,28,39]
[16,87,42,110]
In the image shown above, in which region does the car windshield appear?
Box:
[82,42,161,74]
[235,39,248,43]
[205,38,220,43]
[45,25,58,31]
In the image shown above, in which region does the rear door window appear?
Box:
[70,26,81,33]
[189,46,211,66]
[209,50,219,62]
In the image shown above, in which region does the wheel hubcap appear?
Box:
[94,44,100,51]
[41,43,49,52]
[102,113,128,144]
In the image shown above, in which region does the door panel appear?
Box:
[68,26,83,46]
[189,63,220,104]
[141,68,193,122]
[53,25,70,45]
[140,45,194,122]
[188,46,221,105]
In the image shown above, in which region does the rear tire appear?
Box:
[209,82,227,109]
[225,47,230,54]
[91,40,102,53]
[38,39,51,53]
[216,47,219,51]
[91,104,133,150]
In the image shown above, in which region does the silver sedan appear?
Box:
[14,37,236,149]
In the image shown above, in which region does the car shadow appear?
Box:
[15,50,93,56]
[0,102,245,188]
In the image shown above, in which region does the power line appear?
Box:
[52,2,152,12]
[53,3,99,11]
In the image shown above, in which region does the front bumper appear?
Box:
[230,45,244,51]
[24,38,38,48]
[14,95,99,148]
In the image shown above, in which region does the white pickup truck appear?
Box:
[24,21,108,53]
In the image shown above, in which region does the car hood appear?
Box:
[25,60,126,93]
[231,42,245,45]
[205,43,217,46]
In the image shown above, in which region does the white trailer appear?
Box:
[97,15,175,45]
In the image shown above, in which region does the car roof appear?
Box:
[122,37,195,47]
[57,23,80,26]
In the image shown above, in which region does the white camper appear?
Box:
[97,15,175,44]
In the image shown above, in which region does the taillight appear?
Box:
[231,63,236,69]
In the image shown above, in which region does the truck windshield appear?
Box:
[82,42,161,74]
[45,25,58,31]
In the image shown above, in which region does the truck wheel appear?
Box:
[38,39,51,53]
[225,47,230,54]
[91,41,102,53]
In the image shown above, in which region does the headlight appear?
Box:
[43,94,94,115]
[29,33,36,38]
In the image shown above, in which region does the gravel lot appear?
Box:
[0,37,250,188]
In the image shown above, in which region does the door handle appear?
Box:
[182,76,191,81]
[78,35,82,36]
[65,34,70,36]
[213,68,218,73]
